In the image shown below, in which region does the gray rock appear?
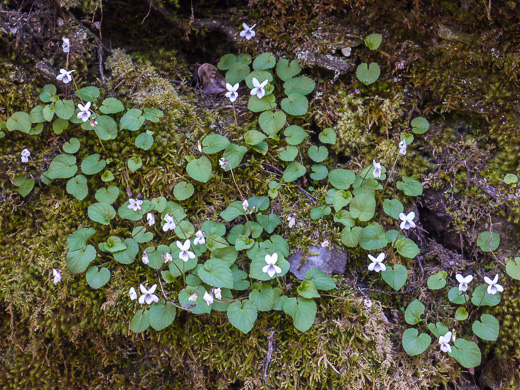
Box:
[288,246,348,280]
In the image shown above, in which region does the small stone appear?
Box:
[288,246,348,280]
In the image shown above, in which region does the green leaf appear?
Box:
[15,178,35,197]
[283,162,306,182]
[283,297,317,332]
[449,339,481,368]
[305,269,336,291]
[47,154,77,179]
[283,76,315,96]
[310,164,328,181]
[75,86,100,102]
[55,100,75,120]
[174,181,194,200]
[86,266,110,289]
[226,62,250,85]
[127,156,143,172]
[43,105,55,122]
[63,138,80,154]
[201,220,226,236]
[411,117,430,134]
[143,108,164,122]
[113,238,139,264]
[227,300,257,334]
[281,93,308,116]
[402,328,431,356]
[341,226,362,247]
[222,143,248,170]
[334,210,355,227]
[404,299,425,325]
[356,62,381,85]
[248,94,277,112]
[202,134,229,154]
[186,156,212,183]
[276,58,301,81]
[253,52,276,70]
[88,202,116,225]
[359,223,387,250]
[95,115,118,140]
[258,110,286,136]
[308,145,328,163]
[504,173,518,184]
[249,284,275,311]
[401,132,414,145]
[245,70,273,89]
[248,196,270,211]
[120,109,145,131]
[235,235,255,251]
[448,287,469,304]
[328,169,356,190]
[396,238,420,258]
[95,185,119,204]
[149,302,176,331]
[197,259,233,288]
[130,309,150,333]
[381,264,408,291]
[67,228,96,251]
[472,314,499,341]
[132,226,153,243]
[7,112,31,133]
[103,236,127,253]
[310,206,331,220]
[297,280,320,299]
[39,84,57,103]
[476,231,500,252]
[244,130,267,145]
[471,284,501,306]
[383,198,404,219]
[67,245,96,273]
[427,322,449,338]
[284,125,308,145]
[455,307,469,321]
[232,265,250,291]
[350,193,376,221]
[66,175,88,200]
[365,33,383,50]
[217,53,237,70]
[52,118,69,134]
[427,271,447,290]
[506,257,520,280]
[220,201,245,222]
[319,128,336,144]
[135,132,154,151]
[81,154,106,175]
[249,252,290,281]
[30,105,44,123]
[396,176,423,196]
[257,213,281,234]
[100,97,124,114]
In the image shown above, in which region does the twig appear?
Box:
[264,329,275,383]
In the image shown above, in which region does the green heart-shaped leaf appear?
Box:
[82,154,106,175]
[476,231,500,252]
[198,259,233,288]
[249,284,275,311]
[202,134,229,154]
[88,202,116,225]
[411,117,430,134]
[130,309,150,333]
[95,185,119,204]
[283,76,315,96]
[283,297,317,332]
[227,300,257,334]
[382,264,408,291]
[427,271,447,290]
[67,245,96,273]
[135,132,154,151]
[113,238,139,264]
[404,299,425,325]
[259,110,286,136]
[308,145,328,163]
[63,138,80,154]
[472,314,499,341]
[276,58,301,81]
[66,174,88,200]
[365,33,382,50]
[47,154,77,179]
[253,52,276,70]
[86,266,110,289]
[283,162,306,182]
[128,156,143,172]
[402,328,431,356]
[506,257,520,280]
[284,125,308,145]
[319,128,336,144]
[281,93,308,116]
[174,181,194,200]
[100,97,124,114]
[449,339,481,368]
[356,62,380,85]
[149,302,176,331]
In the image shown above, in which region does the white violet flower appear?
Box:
[225,82,239,102]
[142,251,149,265]
[250,77,268,99]
[163,252,173,263]
[62,37,70,53]
[21,149,31,163]
[372,160,382,179]
[77,102,91,122]
[53,269,61,284]
[177,239,195,262]
[128,198,143,211]
[455,274,473,292]
[439,331,452,353]
[56,68,75,84]
[287,215,296,228]
[129,287,137,300]
[262,253,282,278]
[203,291,214,306]
[399,140,407,155]
[399,211,416,230]
[368,253,386,272]
[194,230,206,245]
[484,274,504,295]
[90,118,98,127]
[188,292,198,302]
[242,199,249,212]
[163,214,176,232]
[239,23,256,40]
[147,212,155,226]
[138,284,159,305]
[219,158,229,169]
[214,287,222,300]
